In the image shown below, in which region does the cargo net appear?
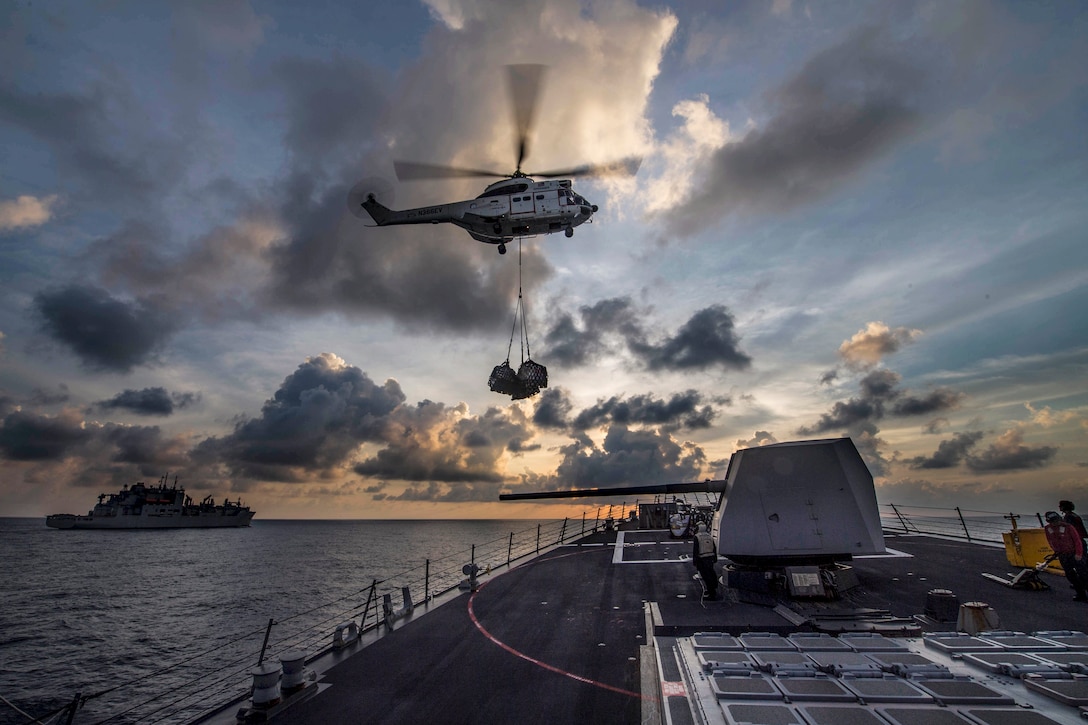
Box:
[488,239,548,400]
[488,359,548,400]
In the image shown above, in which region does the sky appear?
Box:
[1,0,1086,520]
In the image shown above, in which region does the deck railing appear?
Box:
[46,502,636,725]
[879,503,1045,545]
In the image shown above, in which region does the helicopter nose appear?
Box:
[591,204,598,212]
[580,205,593,215]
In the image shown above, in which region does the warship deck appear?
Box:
[212,528,1088,725]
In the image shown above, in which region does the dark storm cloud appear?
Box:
[95,387,201,416]
[353,401,534,485]
[273,55,388,164]
[891,388,965,416]
[0,82,183,206]
[548,425,707,489]
[670,26,923,235]
[630,305,751,372]
[0,407,183,468]
[965,429,1058,473]
[543,297,643,367]
[572,390,716,432]
[0,409,92,460]
[544,299,751,373]
[34,285,175,372]
[195,354,405,480]
[801,369,963,436]
[532,388,574,430]
[799,366,964,477]
[908,431,984,470]
[28,385,70,406]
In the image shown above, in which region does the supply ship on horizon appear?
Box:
[46,477,254,529]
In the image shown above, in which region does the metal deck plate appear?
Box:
[694,633,743,650]
[840,633,910,652]
[801,705,893,725]
[709,674,783,700]
[878,707,974,724]
[1021,677,1088,706]
[720,703,804,725]
[772,675,855,702]
[840,677,935,703]
[963,708,1068,724]
[739,633,795,651]
[924,634,1004,653]
[913,679,1016,705]
[1033,632,1088,650]
[788,633,852,651]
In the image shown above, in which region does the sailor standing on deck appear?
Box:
[692,523,719,600]
[1059,500,1088,548]
[1043,511,1088,602]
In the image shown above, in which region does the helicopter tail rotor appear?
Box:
[347,177,395,224]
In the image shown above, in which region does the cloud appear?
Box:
[908,431,984,469]
[354,400,534,486]
[195,353,405,481]
[546,424,708,489]
[0,407,186,470]
[735,431,779,449]
[95,387,200,417]
[571,390,716,431]
[543,297,644,367]
[92,217,283,324]
[668,26,924,235]
[0,408,92,461]
[34,285,176,372]
[890,388,964,416]
[1025,402,1079,429]
[543,299,751,373]
[965,428,1058,472]
[630,305,752,372]
[838,322,922,370]
[799,365,964,477]
[0,82,185,207]
[532,388,573,430]
[0,194,58,231]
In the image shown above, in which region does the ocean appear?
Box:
[0,517,577,725]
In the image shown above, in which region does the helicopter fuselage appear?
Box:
[360,177,598,254]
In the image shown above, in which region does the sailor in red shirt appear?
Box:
[1044,510,1088,601]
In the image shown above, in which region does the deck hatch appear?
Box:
[840,676,934,703]
[912,678,1015,704]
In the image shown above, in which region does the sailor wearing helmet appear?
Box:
[1043,510,1088,602]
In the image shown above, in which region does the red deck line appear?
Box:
[466,549,653,701]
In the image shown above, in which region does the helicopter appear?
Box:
[348,65,641,255]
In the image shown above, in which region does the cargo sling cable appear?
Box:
[487,237,548,399]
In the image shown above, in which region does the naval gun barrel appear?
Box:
[499,479,725,501]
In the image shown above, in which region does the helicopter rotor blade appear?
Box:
[393,160,508,181]
[529,156,643,179]
[507,64,546,173]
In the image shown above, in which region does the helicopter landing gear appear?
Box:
[564,227,574,238]
[498,243,507,255]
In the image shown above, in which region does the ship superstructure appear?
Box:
[46,478,254,529]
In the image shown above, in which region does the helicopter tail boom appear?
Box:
[358,194,455,227]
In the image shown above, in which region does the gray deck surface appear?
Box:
[277,529,1087,725]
